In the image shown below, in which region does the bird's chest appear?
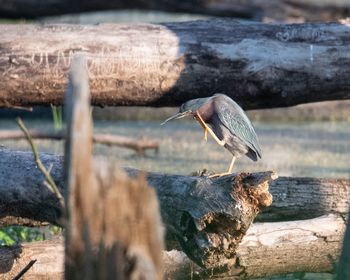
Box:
[196,101,215,122]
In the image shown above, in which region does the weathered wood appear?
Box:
[0,214,344,279]
[1,149,349,227]
[0,129,159,155]
[1,21,350,109]
[0,0,350,22]
[257,176,350,222]
[0,147,275,269]
[336,207,350,279]
[0,237,64,280]
[163,214,344,279]
[63,55,164,279]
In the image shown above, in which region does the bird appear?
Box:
[161,94,262,177]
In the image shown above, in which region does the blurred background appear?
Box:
[0,4,349,278]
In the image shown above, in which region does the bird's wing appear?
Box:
[215,96,262,158]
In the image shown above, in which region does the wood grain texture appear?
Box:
[0,214,344,279]
[1,21,350,109]
[0,148,274,269]
[0,149,349,227]
[0,0,350,22]
[163,214,344,279]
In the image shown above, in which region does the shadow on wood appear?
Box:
[1,22,350,109]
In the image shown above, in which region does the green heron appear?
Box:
[162,94,262,176]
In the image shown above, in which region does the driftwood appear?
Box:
[0,0,350,22]
[257,176,350,222]
[0,129,159,155]
[0,214,344,279]
[0,148,349,226]
[163,214,344,279]
[1,147,350,272]
[1,21,350,109]
[0,147,275,269]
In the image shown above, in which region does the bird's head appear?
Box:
[161,97,212,125]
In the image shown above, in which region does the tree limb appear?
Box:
[0,129,159,155]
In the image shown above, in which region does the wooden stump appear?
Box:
[63,55,164,279]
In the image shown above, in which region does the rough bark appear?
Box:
[0,147,275,268]
[1,148,349,227]
[0,129,159,155]
[258,176,350,222]
[0,214,344,279]
[0,0,350,22]
[1,21,350,109]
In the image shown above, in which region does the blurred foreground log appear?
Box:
[0,129,159,155]
[1,21,350,109]
[0,0,349,22]
[62,55,163,279]
[0,214,344,279]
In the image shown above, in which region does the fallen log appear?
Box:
[163,214,344,279]
[1,21,350,109]
[0,129,159,155]
[1,148,349,227]
[0,214,344,279]
[257,176,350,222]
[0,147,275,268]
[0,0,350,22]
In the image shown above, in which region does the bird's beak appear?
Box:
[161,111,191,125]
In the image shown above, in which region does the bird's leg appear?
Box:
[195,112,208,141]
[227,155,236,174]
[208,156,236,178]
[195,111,225,146]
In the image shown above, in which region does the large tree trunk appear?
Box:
[0,214,344,279]
[1,21,350,110]
[0,0,350,22]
